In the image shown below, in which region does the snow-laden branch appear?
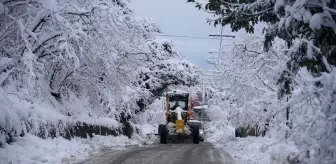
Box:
[301,39,322,54]
[257,74,276,92]
[218,0,241,7]
[241,7,274,16]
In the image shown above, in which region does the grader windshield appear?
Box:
[168,94,189,111]
[165,90,190,124]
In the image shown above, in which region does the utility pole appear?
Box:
[201,27,236,105]
[202,80,205,105]
[208,27,236,67]
[209,27,235,54]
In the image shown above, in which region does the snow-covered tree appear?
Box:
[204,35,288,130]
[189,0,336,162]
[0,0,198,146]
[135,40,199,110]
[187,0,336,88]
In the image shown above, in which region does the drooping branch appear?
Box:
[257,74,276,92]
[33,34,61,54]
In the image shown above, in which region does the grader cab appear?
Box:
[158,90,200,144]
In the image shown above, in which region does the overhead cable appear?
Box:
[152,33,236,40]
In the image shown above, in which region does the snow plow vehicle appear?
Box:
[158,90,201,144]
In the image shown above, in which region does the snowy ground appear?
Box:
[205,122,298,164]
[213,136,299,164]
[0,134,157,164]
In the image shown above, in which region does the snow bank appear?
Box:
[0,87,121,146]
[0,134,142,164]
[204,107,298,164]
[205,121,299,164]
[138,124,156,135]
[215,136,298,164]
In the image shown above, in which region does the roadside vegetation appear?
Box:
[188,0,336,163]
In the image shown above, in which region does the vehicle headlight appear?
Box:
[200,130,204,134]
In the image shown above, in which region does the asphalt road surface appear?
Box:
[78,142,234,164]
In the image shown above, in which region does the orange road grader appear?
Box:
[158,90,201,144]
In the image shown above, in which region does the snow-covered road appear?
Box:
[77,142,234,164]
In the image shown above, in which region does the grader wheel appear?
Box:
[159,125,168,144]
[192,127,200,144]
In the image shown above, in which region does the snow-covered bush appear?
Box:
[0,0,198,146]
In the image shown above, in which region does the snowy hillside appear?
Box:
[0,0,198,150]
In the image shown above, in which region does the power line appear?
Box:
[209,34,235,38]
[152,33,236,40]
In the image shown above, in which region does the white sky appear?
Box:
[128,0,261,69]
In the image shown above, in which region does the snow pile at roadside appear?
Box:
[132,123,160,146]
[205,120,298,164]
[0,134,142,164]
[212,136,298,164]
